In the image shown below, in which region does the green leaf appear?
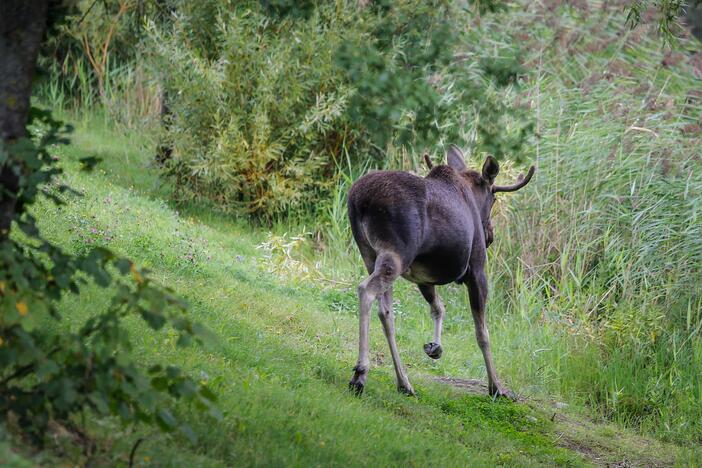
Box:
[179,424,198,444]
[151,376,169,391]
[156,409,177,430]
[173,379,198,398]
[114,258,132,275]
[176,334,192,347]
[118,402,133,421]
[36,360,60,380]
[166,366,181,379]
[78,156,103,172]
[140,309,167,330]
[199,386,217,402]
[88,392,110,414]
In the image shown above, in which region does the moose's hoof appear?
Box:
[489,385,517,401]
[348,365,368,396]
[349,380,364,396]
[397,382,416,396]
[423,342,443,360]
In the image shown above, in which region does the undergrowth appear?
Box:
[33,0,702,450]
[263,1,702,446]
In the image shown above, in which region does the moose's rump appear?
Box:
[347,171,428,268]
[348,169,477,283]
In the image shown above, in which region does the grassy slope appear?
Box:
[3,2,701,465]
[5,113,695,467]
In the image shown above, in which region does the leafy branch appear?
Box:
[0,108,219,449]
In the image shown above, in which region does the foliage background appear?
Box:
[5,0,701,461]
[144,0,532,221]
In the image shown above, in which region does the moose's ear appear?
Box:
[447,145,467,172]
[482,156,499,184]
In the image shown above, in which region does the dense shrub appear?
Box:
[148,1,347,220]
[147,0,532,221]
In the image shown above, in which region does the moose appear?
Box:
[347,145,534,398]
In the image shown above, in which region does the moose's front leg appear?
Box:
[465,269,516,400]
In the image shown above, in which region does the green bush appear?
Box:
[148,0,532,221]
[0,109,218,448]
[148,1,348,220]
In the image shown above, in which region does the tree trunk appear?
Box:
[0,0,50,239]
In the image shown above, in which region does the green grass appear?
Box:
[471,3,702,446]
[5,109,696,466]
[37,118,579,466]
[13,1,702,465]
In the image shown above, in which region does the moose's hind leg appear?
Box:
[418,284,445,360]
[349,252,401,395]
[378,289,415,395]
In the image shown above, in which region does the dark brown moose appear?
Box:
[347,145,535,398]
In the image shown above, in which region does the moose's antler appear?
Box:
[492,166,535,193]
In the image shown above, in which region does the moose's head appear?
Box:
[442,145,535,247]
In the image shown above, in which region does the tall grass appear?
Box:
[493,3,702,444]
[35,56,161,129]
